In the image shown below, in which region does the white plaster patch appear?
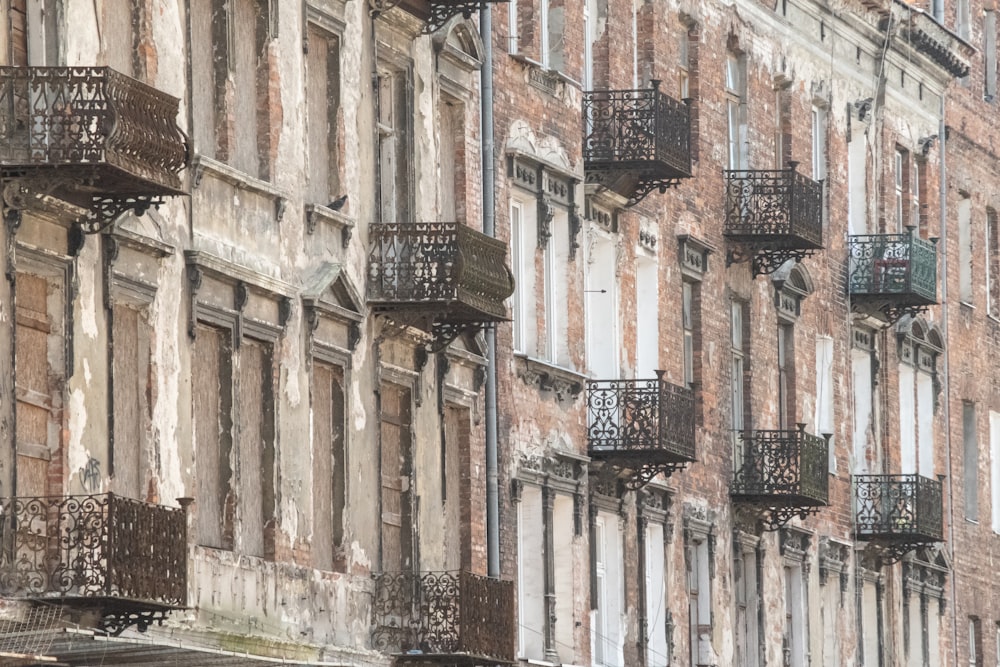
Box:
[78,267,100,339]
[82,358,91,385]
[66,388,90,483]
[282,327,302,407]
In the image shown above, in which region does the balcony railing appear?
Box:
[724,166,823,246]
[0,494,187,619]
[587,373,696,487]
[854,474,944,545]
[0,67,187,196]
[372,570,515,662]
[730,425,829,527]
[583,84,691,203]
[368,222,515,326]
[848,233,938,320]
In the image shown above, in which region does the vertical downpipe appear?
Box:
[480,4,500,579]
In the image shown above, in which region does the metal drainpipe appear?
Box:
[480,4,500,579]
[938,96,959,667]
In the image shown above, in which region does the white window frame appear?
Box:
[811,104,827,182]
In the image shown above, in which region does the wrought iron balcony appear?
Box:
[587,372,696,488]
[723,166,824,276]
[730,425,829,529]
[848,232,938,323]
[583,83,692,205]
[0,493,189,635]
[0,66,188,232]
[372,570,515,663]
[854,474,943,564]
[368,222,515,346]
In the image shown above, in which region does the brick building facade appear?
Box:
[0,0,997,665]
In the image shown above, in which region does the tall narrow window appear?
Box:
[380,382,413,572]
[958,195,973,303]
[586,232,619,378]
[517,485,544,659]
[969,617,981,667]
[774,87,790,169]
[508,0,519,53]
[511,199,538,354]
[594,512,624,667]
[644,522,668,667]
[848,131,868,234]
[852,329,875,474]
[777,324,795,430]
[931,0,943,22]
[679,32,690,99]
[683,282,695,387]
[237,338,276,558]
[194,324,234,549]
[894,149,907,232]
[111,303,154,500]
[636,256,659,378]
[313,362,346,571]
[985,10,997,101]
[734,544,760,667]
[815,336,835,470]
[811,104,827,182]
[306,24,341,206]
[726,54,748,170]
[541,0,565,71]
[988,208,1000,316]
[731,301,749,468]
[687,538,711,667]
[964,402,978,521]
[783,565,806,667]
[991,410,1000,534]
[377,68,411,224]
[957,0,970,39]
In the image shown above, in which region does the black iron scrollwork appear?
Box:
[853,474,943,565]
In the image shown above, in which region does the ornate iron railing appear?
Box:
[587,374,696,482]
[730,426,829,507]
[368,222,515,325]
[848,233,938,305]
[0,67,187,194]
[0,494,187,607]
[723,167,824,249]
[372,570,515,662]
[854,474,943,543]
[583,85,691,181]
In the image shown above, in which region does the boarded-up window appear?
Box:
[194,325,233,549]
[306,25,341,205]
[438,98,465,222]
[443,404,466,569]
[231,0,263,177]
[376,68,411,223]
[380,382,412,572]
[312,362,346,571]
[11,0,28,67]
[102,0,136,75]
[237,338,275,558]
[190,0,218,159]
[15,272,59,498]
[111,303,153,500]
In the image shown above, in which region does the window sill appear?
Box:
[191,154,291,223]
[959,300,975,309]
[514,353,586,400]
[305,202,355,248]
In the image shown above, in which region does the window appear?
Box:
[931,0,943,22]
[377,66,412,224]
[306,23,342,207]
[815,336,834,470]
[644,521,668,667]
[811,104,827,182]
[438,97,465,221]
[111,303,154,499]
[986,10,997,102]
[380,381,413,572]
[783,564,806,667]
[989,209,1000,316]
[102,0,138,76]
[852,328,875,474]
[313,362,346,571]
[15,267,67,499]
[959,195,973,303]
[194,325,233,549]
[777,324,795,429]
[774,86,790,169]
[517,485,545,659]
[898,319,941,479]
[543,210,570,365]
[970,617,982,667]
[726,53,748,170]
[190,0,273,178]
[731,301,749,467]
[679,31,690,99]
[894,149,908,232]
[965,402,979,521]
[683,282,695,386]
[848,131,868,234]
[540,0,565,70]
[586,228,619,377]
[636,255,659,378]
[913,158,926,234]
[991,410,1000,533]
[510,200,532,353]
[687,537,711,667]
[508,0,519,53]
[734,540,760,667]
[957,0,970,39]
[594,511,624,667]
